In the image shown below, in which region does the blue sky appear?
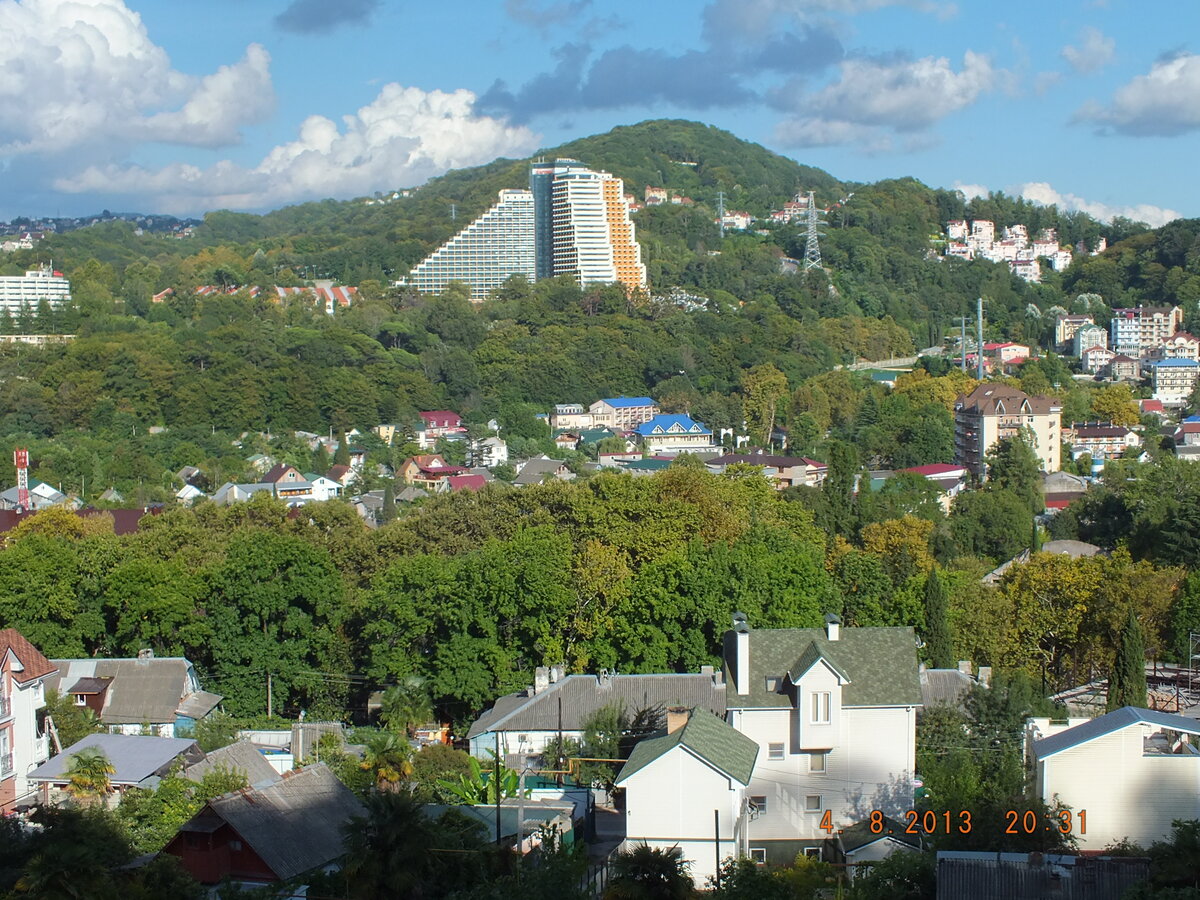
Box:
[1,0,1197,225]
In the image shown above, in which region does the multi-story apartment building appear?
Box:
[722,616,921,865]
[404,189,536,300]
[588,396,659,429]
[1064,423,1141,461]
[1055,314,1094,351]
[549,164,646,291]
[407,160,645,300]
[1151,358,1200,406]
[0,630,57,811]
[1110,306,1183,353]
[954,384,1062,476]
[0,266,72,316]
[1072,324,1107,357]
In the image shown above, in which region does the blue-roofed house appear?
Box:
[588,396,659,429]
[1030,706,1200,849]
[1151,357,1200,405]
[633,414,719,456]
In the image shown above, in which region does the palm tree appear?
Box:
[359,732,413,791]
[64,747,115,805]
[604,843,695,900]
[379,677,434,737]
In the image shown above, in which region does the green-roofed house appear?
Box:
[722,613,922,866]
[615,707,759,887]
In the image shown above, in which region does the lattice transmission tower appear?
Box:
[801,191,826,271]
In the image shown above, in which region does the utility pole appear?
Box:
[267,673,273,718]
[716,191,726,237]
[953,316,969,371]
[977,297,985,381]
[495,731,503,860]
[713,809,721,888]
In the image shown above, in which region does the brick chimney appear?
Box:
[666,707,691,734]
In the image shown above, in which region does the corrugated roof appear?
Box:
[47,658,221,725]
[616,708,758,785]
[185,740,281,788]
[920,669,975,709]
[200,765,365,882]
[467,673,727,739]
[0,629,57,684]
[177,690,222,720]
[1033,706,1200,760]
[598,397,655,408]
[28,733,202,786]
[726,627,922,709]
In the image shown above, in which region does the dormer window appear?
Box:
[73,694,86,706]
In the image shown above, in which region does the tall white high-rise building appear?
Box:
[0,266,72,316]
[550,167,646,290]
[404,159,646,301]
[404,189,536,300]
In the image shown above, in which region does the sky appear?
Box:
[1,0,1198,225]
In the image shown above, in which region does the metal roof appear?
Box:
[48,657,221,725]
[467,673,726,739]
[1034,706,1200,760]
[28,733,202,786]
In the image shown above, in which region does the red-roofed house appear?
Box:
[325,464,355,487]
[0,630,57,810]
[1140,399,1165,417]
[417,412,465,449]
[899,464,969,511]
[410,466,469,492]
[447,474,487,493]
[398,455,446,485]
[1082,346,1115,374]
[1175,422,1200,448]
[1064,423,1140,460]
[984,342,1030,364]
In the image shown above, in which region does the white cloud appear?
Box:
[0,0,272,154]
[774,51,994,149]
[1015,181,1179,227]
[952,181,989,199]
[54,84,541,213]
[1078,52,1200,136]
[1061,26,1115,74]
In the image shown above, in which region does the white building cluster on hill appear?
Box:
[942,220,1086,283]
[0,266,72,316]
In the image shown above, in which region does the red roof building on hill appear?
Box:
[447,474,487,493]
[0,629,57,810]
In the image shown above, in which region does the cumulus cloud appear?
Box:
[275,0,380,34]
[54,85,540,214]
[0,0,273,154]
[1077,51,1200,136]
[774,51,994,149]
[952,181,989,199]
[1015,181,1179,227]
[1061,26,1115,74]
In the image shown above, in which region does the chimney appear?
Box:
[549,665,564,684]
[533,666,549,694]
[978,666,992,688]
[730,613,750,695]
[957,660,973,676]
[666,707,691,734]
[825,613,841,642]
[137,648,154,662]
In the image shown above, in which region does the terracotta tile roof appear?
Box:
[0,629,57,684]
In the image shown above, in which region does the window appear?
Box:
[803,847,822,859]
[749,848,767,865]
[750,795,767,814]
[805,795,823,812]
[809,752,827,774]
[73,695,86,706]
[768,742,785,761]
[229,840,243,851]
[811,691,831,724]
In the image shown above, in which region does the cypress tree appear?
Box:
[1031,519,1043,553]
[334,431,351,466]
[381,479,397,524]
[1108,611,1147,710]
[923,568,954,669]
